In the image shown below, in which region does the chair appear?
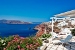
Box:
[50,32,58,39]
[52,34,72,45]
[60,35,72,44]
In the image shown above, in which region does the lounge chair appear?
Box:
[60,34,72,43]
[50,32,58,39]
[52,34,72,45]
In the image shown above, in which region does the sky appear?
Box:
[0,0,75,22]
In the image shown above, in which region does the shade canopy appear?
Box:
[54,10,75,18]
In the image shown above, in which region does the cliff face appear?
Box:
[35,22,60,37]
[0,19,31,24]
[35,24,46,37]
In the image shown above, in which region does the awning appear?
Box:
[54,10,75,17]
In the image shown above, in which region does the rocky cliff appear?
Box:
[35,22,60,37]
[35,23,48,37]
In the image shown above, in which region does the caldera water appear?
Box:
[0,24,38,37]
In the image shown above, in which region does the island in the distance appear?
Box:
[0,19,32,24]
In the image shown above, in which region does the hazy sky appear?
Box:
[0,0,75,22]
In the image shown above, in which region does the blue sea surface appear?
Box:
[0,24,38,37]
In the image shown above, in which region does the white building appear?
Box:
[50,10,75,33]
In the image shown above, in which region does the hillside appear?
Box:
[0,19,31,24]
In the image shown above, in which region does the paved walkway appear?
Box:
[46,43,75,50]
[46,36,75,50]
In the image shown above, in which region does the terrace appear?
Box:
[39,10,75,50]
[40,36,75,50]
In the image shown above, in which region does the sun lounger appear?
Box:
[52,34,72,45]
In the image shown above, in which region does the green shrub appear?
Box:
[71,29,75,36]
[3,36,14,42]
[0,38,7,50]
[0,35,42,50]
[41,34,51,38]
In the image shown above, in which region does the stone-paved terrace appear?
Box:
[46,36,75,50]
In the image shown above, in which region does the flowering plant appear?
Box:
[0,35,42,50]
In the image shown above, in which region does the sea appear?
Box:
[0,24,39,37]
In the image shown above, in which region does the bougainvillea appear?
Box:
[0,35,42,50]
